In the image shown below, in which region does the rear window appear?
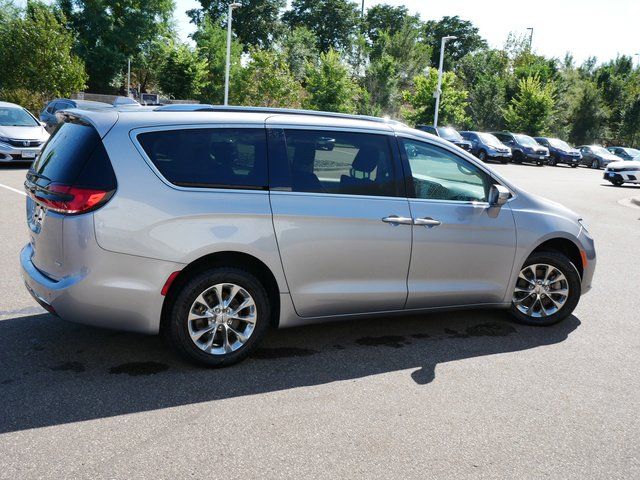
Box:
[30,121,116,189]
[137,128,267,189]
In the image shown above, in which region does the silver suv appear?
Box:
[21,106,596,366]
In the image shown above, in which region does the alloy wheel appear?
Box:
[512,264,569,319]
[187,283,257,355]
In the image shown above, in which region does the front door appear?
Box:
[268,126,412,317]
[398,137,517,309]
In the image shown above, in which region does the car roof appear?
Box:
[0,101,28,108]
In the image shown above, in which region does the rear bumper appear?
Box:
[20,243,183,334]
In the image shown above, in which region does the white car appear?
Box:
[0,101,50,162]
[603,159,640,186]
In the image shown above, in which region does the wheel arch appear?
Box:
[160,251,282,332]
[528,237,584,279]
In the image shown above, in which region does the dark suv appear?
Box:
[492,132,549,166]
[40,98,111,133]
[416,125,472,152]
[534,137,581,167]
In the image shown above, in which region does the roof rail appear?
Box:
[154,104,403,125]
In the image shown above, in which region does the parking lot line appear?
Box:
[0,183,26,196]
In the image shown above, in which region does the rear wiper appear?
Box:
[27,171,50,182]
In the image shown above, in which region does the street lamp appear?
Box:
[433,35,457,128]
[526,27,534,50]
[224,2,242,106]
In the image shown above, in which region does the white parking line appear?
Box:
[0,183,26,196]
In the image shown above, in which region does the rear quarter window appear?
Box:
[137,128,267,189]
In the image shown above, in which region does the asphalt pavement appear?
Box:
[0,162,638,479]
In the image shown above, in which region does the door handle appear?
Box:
[382,215,413,225]
[414,217,442,227]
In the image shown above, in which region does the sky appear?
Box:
[174,0,640,65]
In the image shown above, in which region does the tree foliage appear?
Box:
[158,43,208,100]
[0,1,86,109]
[423,16,487,70]
[403,68,470,127]
[283,0,360,52]
[304,50,360,113]
[188,0,286,50]
[503,76,556,135]
[58,0,174,92]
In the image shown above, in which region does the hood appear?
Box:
[514,188,581,223]
[607,160,640,169]
[599,153,620,161]
[0,124,48,141]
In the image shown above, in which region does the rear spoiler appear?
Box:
[56,108,119,138]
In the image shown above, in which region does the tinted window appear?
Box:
[493,133,511,143]
[138,128,267,189]
[282,129,397,197]
[401,138,491,202]
[31,121,116,189]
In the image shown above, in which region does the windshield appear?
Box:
[478,133,502,146]
[548,138,572,150]
[592,146,610,156]
[0,107,39,127]
[437,127,463,141]
[514,134,539,147]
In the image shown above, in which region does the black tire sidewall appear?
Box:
[168,268,270,367]
[509,252,582,326]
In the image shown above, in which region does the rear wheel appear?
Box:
[548,156,557,166]
[478,150,487,162]
[591,159,600,169]
[167,267,270,367]
[512,151,523,164]
[509,252,581,326]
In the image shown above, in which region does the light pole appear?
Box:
[126,58,131,97]
[224,2,242,106]
[527,27,533,50]
[635,53,640,69]
[433,35,457,128]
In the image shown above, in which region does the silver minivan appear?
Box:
[21,106,596,366]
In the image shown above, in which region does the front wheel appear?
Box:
[478,150,487,162]
[167,267,271,367]
[509,252,581,326]
[611,179,623,186]
[570,164,578,168]
[591,159,600,169]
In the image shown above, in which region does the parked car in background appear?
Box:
[416,125,473,152]
[0,101,49,163]
[492,132,549,166]
[534,137,582,167]
[40,98,111,133]
[577,145,619,169]
[603,159,640,186]
[21,106,595,366]
[607,146,640,161]
[460,131,512,163]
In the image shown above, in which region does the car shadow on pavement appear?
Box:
[0,310,580,433]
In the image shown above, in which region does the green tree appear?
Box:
[188,0,285,50]
[236,48,304,107]
[304,49,360,112]
[365,4,417,47]
[193,17,243,103]
[423,16,487,70]
[0,1,86,109]
[280,26,318,83]
[158,43,208,99]
[503,75,556,135]
[58,0,174,92]
[568,81,607,145]
[403,68,470,127]
[283,0,360,52]
[458,49,509,130]
[363,53,398,116]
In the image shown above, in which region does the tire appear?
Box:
[512,151,523,164]
[501,159,509,164]
[611,180,623,187]
[167,267,271,367]
[591,159,600,169]
[548,156,556,166]
[508,251,581,327]
[570,164,578,168]
[478,150,487,162]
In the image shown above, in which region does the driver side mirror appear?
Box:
[488,184,510,207]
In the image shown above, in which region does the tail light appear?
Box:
[30,183,114,215]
